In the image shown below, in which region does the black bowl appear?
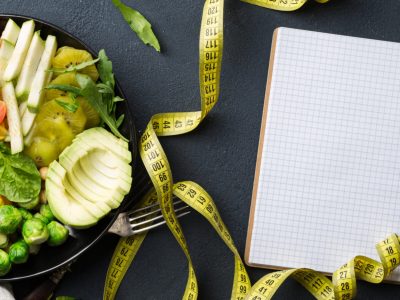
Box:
[0,14,139,282]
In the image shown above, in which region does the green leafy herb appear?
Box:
[112,0,160,52]
[116,114,125,128]
[55,99,79,113]
[49,58,100,74]
[97,49,115,88]
[0,143,41,203]
[45,84,82,96]
[76,74,127,141]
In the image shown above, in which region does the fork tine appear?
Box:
[131,210,191,235]
[128,200,183,221]
[130,205,190,228]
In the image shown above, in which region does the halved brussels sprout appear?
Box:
[22,218,49,245]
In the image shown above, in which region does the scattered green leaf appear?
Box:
[0,143,41,203]
[96,83,114,95]
[116,114,125,128]
[49,58,100,74]
[112,0,160,52]
[97,49,115,88]
[45,84,82,96]
[55,99,79,113]
[113,96,124,103]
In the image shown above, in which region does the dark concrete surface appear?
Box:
[2,0,400,299]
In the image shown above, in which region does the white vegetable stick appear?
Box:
[21,108,36,136]
[2,82,23,153]
[3,20,35,81]
[26,34,57,113]
[0,40,14,87]
[1,19,20,45]
[15,31,45,101]
[19,101,27,117]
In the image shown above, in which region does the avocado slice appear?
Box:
[66,167,122,209]
[46,128,133,228]
[46,162,98,228]
[48,162,111,218]
[74,134,131,163]
[58,146,127,208]
[77,127,129,149]
[80,155,132,194]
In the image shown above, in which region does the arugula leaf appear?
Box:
[49,58,100,74]
[0,143,41,203]
[97,83,114,95]
[116,114,125,128]
[45,84,82,96]
[97,50,115,88]
[76,74,127,141]
[55,99,79,113]
[112,0,161,52]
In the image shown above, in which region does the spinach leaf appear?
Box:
[112,0,160,52]
[76,74,127,141]
[0,143,41,203]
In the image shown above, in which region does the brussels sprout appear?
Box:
[0,233,8,249]
[39,204,54,222]
[33,213,49,224]
[18,208,33,221]
[29,244,41,255]
[8,240,29,264]
[0,249,11,275]
[47,221,69,246]
[22,218,49,245]
[0,205,22,234]
[18,196,39,210]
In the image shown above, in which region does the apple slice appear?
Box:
[1,19,20,45]
[15,31,45,102]
[26,34,57,113]
[2,82,23,153]
[3,20,35,81]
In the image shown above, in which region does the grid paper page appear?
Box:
[248,27,400,282]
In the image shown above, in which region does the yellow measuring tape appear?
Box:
[104,1,400,299]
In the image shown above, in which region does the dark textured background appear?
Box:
[2,0,400,299]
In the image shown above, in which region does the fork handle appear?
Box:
[22,278,57,300]
[22,266,68,300]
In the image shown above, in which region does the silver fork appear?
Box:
[66,198,191,238]
[23,199,191,300]
[107,199,191,236]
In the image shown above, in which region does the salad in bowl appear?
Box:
[0,17,134,278]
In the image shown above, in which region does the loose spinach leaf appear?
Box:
[112,0,161,52]
[49,58,100,74]
[0,143,41,203]
[45,84,82,96]
[76,74,127,141]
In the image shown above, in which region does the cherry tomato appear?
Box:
[0,101,6,124]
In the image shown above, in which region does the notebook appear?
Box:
[245,27,400,282]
